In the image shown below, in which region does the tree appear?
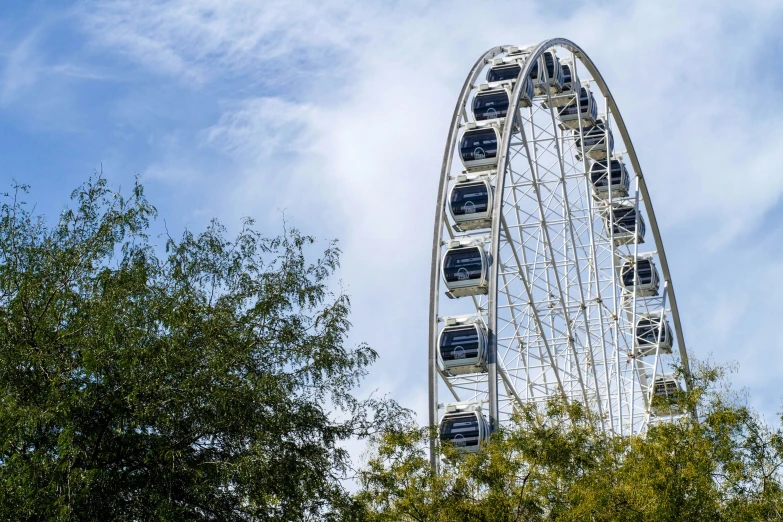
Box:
[354,364,783,521]
[0,178,404,521]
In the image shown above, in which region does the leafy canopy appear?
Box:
[355,363,783,521]
[0,178,403,521]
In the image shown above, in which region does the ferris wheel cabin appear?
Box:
[439,403,490,453]
[487,62,524,83]
[472,87,510,124]
[439,319,488,375]
[602,202,646,245]
[459,125,499,171]
[590,159,630,198]
[574,119,614,160]
[620,257,660,296]
[558,87,598,129]
[442,244,489,298]
[449,178,493,231]
[484,63,534,108]
[650,375,683,416]
[543,60,579,107]
[635,313,673,356]
[560,61,576,92]
[532,51,564,96]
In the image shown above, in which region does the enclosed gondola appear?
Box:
[438,319,488,375]
[560,61,577,92]
[635,313,673,356]
[448,178,493,231]
[557,87,597,129]
[459,125,499,171]
[442,243,489,298]
[439,403,490,453]
[487,63,522,83]
[590,159,630,198]
[490,45,536,74]
[532,50,564,96]
[620,257,660,296]
[574,119,614,160]
[484,64,534,108]
[602,202,646,245]
[472,87,510,123]
[650,374,683,415]
[542,60,578,108]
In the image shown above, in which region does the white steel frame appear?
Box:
[428,39,692,467]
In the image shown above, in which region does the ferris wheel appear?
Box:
[428,38,692,462]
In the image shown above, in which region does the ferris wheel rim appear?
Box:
[428,38,691,466]
[428,45,505,464]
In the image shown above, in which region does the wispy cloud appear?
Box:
[202,97,318,162]
[78,0,376,85]
[0,30,44,106]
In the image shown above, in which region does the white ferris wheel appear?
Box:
[429,38,692,462]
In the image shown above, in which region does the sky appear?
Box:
[3,0,783,436]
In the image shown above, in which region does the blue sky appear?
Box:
[3,0,783,434]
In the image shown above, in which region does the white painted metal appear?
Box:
[429,39,691,466]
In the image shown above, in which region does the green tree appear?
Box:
[355,364,783,521]
[0,178,404,521]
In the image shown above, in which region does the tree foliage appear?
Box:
[355,364,783,521]
[0,178,403,521]
[4,176,783,522]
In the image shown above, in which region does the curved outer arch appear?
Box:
[428,38,691,467]
[428,45,506,468]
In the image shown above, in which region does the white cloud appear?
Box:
[0,31,44,105]
[76,0,783,425]
[78,0,377,83]
[203,97,318,162]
